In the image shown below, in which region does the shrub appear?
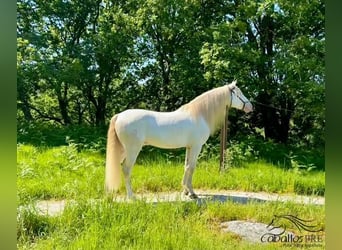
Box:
[224,140,258,168]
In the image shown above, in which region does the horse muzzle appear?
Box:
[243,102,253,113]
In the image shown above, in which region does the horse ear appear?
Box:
[228,80,237,89]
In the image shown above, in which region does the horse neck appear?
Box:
[180,86,230,134]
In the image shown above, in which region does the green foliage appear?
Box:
[17,0,325,149]
[17,121,107,152]
[17,144,105,203]
[198,141,220,161]
[223,135,324,171]
[225,140,257,168]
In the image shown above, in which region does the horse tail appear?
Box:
[105,114,124,194]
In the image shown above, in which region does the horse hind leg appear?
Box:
[122,145,142,200]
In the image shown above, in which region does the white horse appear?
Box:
[105,80,253,199]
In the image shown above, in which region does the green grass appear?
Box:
[17,144,325,203]
[17,144,325,249]
[18,198,324,250]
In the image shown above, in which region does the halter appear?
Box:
[228,86,249,110]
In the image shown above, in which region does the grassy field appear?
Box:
[17,143,325,249]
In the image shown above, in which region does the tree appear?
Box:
[199,0,324,144]
[135,0,223,111]
[17,0,325,148]
[79,0,138,125]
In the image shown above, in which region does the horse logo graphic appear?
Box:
[261,214,324,243]
[267,214,323,233]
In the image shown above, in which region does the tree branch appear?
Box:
[24,102,64,124]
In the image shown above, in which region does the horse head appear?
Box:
[228,80,253,113]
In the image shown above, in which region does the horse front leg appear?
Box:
[182,146,202,199]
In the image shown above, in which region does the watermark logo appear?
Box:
[261,214,324,247]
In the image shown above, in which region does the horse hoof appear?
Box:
[127,195,137,201]
[189,193,198,199]
[182,190,189,196]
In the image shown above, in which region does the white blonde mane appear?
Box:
[178,85,231,134]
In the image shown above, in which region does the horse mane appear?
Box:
[178,85,231,134]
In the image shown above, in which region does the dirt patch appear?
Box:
[35,199,69,217]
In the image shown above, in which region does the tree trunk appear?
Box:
[18,101,33,121]
[258,92,278,141]
[257,12,293,143]
[58,98,71,125]
[57,83,71,125]
[75,100,84,125]
[257,92,294,143]
[95,97,106,126]
[278,96,294,143]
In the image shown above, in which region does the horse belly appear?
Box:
[144,124,193,148]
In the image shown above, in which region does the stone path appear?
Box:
[33,189,324,217]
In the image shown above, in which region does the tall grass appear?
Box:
[17,134,325,250]
[17,122,325,249]
[17,197,324,250]
[17,143,325,205]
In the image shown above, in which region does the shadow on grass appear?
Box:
[31,194,267,217]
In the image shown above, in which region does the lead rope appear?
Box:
[251,100,295,113]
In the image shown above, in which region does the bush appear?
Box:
[17,121,107,152]
[223,135,324,171]
[224,140,258,168]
